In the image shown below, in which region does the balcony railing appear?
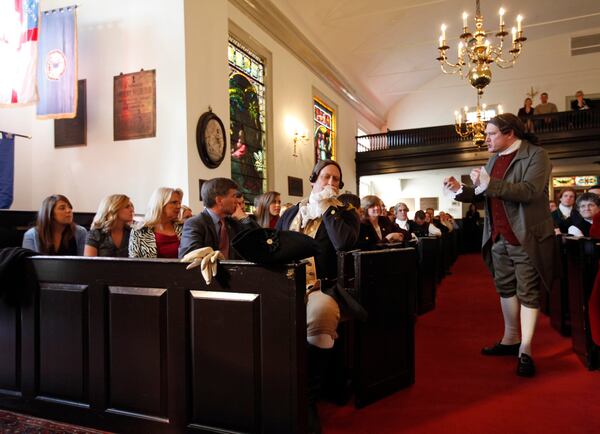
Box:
[356,109,600,153]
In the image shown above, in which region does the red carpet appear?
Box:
[320,253,600,434]
[0,409,108,433]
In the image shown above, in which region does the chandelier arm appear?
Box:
[440,62,463,75]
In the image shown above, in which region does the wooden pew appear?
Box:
[346,248,418,408]
[0,256,308,434]
[550,235,571,336]
[564,237,600,370]
[416,237,439,315]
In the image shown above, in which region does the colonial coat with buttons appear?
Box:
[455,140,555,291]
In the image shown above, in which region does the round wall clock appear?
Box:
[196,110,227,168]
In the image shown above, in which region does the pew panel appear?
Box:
[188,290,261,433]
[353,248,417,408]
[0,302,20,393]
[38,283,89,405]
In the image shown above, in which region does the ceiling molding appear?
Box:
[228,0,386,128]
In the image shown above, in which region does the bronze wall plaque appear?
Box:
[419,197,439,211]
[114,70,156,141]
[55,79,87,147]
[288,176,304,197]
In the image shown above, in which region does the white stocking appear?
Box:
[519,305,539,356]
[500,296,521,345]
[307,333,335,349]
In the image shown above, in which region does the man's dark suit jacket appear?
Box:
[178,209,259,258]
[551,208,583,234]
[276,203,359,280]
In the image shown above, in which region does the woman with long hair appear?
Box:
[84,194,135,257]
[254,191,281,228]
[360,195,406,243]
[22,194,87,255]
[129,187,183,258]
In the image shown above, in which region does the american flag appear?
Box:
[0,0,40,105]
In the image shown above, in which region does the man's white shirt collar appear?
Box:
[498,139,521,156]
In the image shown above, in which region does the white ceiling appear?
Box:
[272,0,600,117]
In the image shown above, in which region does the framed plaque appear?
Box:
[420,197,439,211]
[55,79,87,147]
[114,70,156,141]
[288,176,304,197]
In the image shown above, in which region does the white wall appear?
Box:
[0,0,379,212]
[387,28,600,129]
[0,0,189,212]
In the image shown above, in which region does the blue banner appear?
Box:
[0,133,15,209]
[36,7,77,119]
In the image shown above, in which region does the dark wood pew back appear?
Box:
[416,237,439,315]
[565,237,600,370]
[0,256,307,434]
[550,235,570,335]
[351,247,418,408]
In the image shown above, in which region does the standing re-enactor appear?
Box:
[444,113,554,378]
[276,159,359,433]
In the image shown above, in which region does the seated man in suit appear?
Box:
[178,177,259,259]
[552,188,583,234]
[567,192,600,237]
[276,159,359,434]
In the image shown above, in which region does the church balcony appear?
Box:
[356,110,600,177]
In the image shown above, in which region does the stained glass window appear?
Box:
[228,37,267,205]
[313,97,335,162]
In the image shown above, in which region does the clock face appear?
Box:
[204,118,225,162]
[196,111,227,168]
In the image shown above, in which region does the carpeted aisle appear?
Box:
[320,253,600,434]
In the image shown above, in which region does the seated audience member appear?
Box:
[179,205,193,221]
[129,187,183,258]
[387,206,396,222]
[22,194,87,255]
[549,200,558,213]
[254,190,281,229]
[409,210,441,237]
[552,188,583,234]
[466,203,481,221]
[85,194,134,257]
[361,195,405,243]
[275,159,360,434]
[588,185,600,196]
[394,202,418,242]
[178,178,259,258]
[534,92,558,114]
[571,90,593,111]
[567,193,600,237]
[517,97,535,132]
[427,209,448,234]
[438,211,454,232]
[339,193,376,249]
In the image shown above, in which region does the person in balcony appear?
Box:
[567,192,600,237]
[22,194,87,255]
[534,92,558,114]
[517,97,535,132]
[571,90,593,111]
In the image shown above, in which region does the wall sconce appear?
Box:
[292,129,309,157]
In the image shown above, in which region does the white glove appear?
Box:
[181,247,224,284]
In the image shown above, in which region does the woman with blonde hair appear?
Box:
[254,191,281,228]
[22,194,87,255]
[129,187,183,258]
[84,194,134,257]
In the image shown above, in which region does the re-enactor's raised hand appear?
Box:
[443,176,461,193]
[313,185,342,215]
[470,167,482,187]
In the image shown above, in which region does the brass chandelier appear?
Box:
[436,0,526,95]
[454,93,503,146]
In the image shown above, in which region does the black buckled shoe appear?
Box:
[481,342,521,356]
[517,353,536,377]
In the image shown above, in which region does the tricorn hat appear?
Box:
[231,228,321,265]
